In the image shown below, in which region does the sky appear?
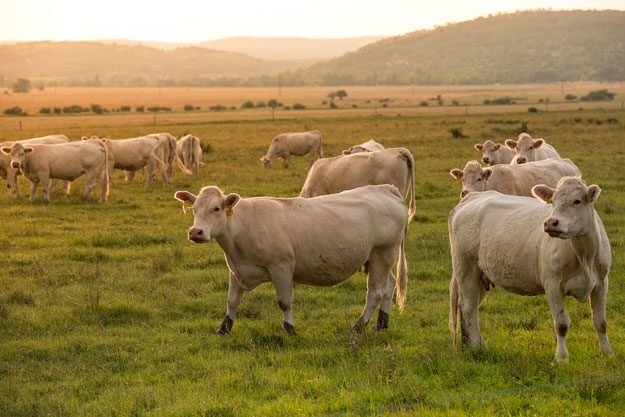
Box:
[1,0,624,42]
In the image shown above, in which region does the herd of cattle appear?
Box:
[1,129,614,362]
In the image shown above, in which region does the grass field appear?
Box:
[0,89,624,416]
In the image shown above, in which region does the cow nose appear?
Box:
[482,157,489,164]
[460,190,469,198]
[516,157,526,164]
[11,162,19,168]
[188,227,204,240]
[544,218,559,229]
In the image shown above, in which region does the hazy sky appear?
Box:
[1,0,624,42]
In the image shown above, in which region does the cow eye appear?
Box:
[477,178,482,181]
[213,207,220,212]
[573,199,581,205]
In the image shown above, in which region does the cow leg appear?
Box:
[216,272,245,335]
[545,285,570,363]
[29,180,39,201]
[455,263,485,349]
[375,271,396,331]
[590,281,614,356]
[39,174,51,202]
[353,251,392,332]
[125,170,135,182]
[284,154,292,169]
[8,169,20,198]
[270,267,296,335]
[83,172,96,197]
[145,163,155,186]
[62,181,71,195]
[98,167,108,202]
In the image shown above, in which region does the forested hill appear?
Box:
[309,10,625,85]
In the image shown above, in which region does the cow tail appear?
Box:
[449,277,459,350]
[318,132,323,158]
[396,225,408,312]
[149,142,168,172]
[175,139,193,176]
[399,147,416,222]
[99,141,110,200]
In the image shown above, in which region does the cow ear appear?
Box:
[474,143,483,151]
[81,136,88,141]
[342,149,351,155]
[224,193,240,209]
[483,168,493,180]
[450,169,463,179]
[586,185,601,203]
[494,143,501,150]
[24,147,34,153]
[532,185,555,204]
[1,147,11,155]
[505,139,517,149]
[174,191,196,203]
[533,139,544,149]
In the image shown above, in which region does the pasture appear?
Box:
[0,94,624,415]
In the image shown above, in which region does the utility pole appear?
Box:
[278,75,282,96]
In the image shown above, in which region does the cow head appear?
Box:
[507,133,544,164]
[474,139,501,165]
[1,143,33,170]
[532,177,600,240]
[174,186,240,243]
[260,156,272,169]
[450,161,492,199]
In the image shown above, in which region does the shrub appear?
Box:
[120,105,131,112]
[321,100,327,105]
[452,100,460,106]
[352,104,358,108]
[284,106,292,110]
[580,89,616,102]
[329,102,338,109]
[292,103,306,110]
[420,101,428,107]
[136,106,145,112]
[565,94,577,101]
[200,142,213,154]
[39,107,51,114]
[449,127,467,139]
[209,104,226,111]
[381,103,388,108]
[4,106,26,116]
[241,101,255,109]
[528,107,538,113]
[63,105,84,114]
[256,101,266,108]
[184,103,194,111]
[53,107,62,114]
[90,104,104,114]
[484,96,515,105]
[12,78,31,93]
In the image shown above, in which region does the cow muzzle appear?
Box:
[460,190,469,198]
[516,157,527,164]
[188,227,209,243]
[11,162,19,168]
[482,157,490,164]
[544,218,563,238]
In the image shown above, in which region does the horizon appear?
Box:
[1,1,624,43]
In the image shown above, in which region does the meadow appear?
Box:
[0,86,624,416]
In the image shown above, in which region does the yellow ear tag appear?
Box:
[182,201,193,214]
[226,207,234,217]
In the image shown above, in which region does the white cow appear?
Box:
[261,130,323,169]
[1,140,109,202]
[474,139,515,165]
[300,147,416,222]
[176,134,203,175]
[450,158,580,199]
[122,132,191,183]
[506,133,560,164]
[342,139,385,155]
[174,184,408,335]
[0,134,68,197]
[448,177,614,362]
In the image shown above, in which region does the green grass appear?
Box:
[1,107,624,416]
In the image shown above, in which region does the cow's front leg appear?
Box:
[375,271,396,331]
[271,268,295,335]
[29,180,39,201]
[284,154,292,169]
[590,280,614,356]
[546,284,570,363]
[216,271,245,335]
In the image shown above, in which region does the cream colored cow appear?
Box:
[450,158,580,199]
[175,184,408,335]
[506,133,560,164]
[176,134,203,175]
[474,139,515,165]
[261,130,323,169]
[449,177,614,362]
[342,139,385,155]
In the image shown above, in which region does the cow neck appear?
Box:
[569,210,602,298]
[214,213,242,257]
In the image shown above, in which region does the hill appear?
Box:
[197,36,383,60]
[309,10,625,85]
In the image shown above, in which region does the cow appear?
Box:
[450,158,580,199]
[506,133,560,164]
[474,139,515,165]
[0,134,68,197]
[174,184,408,335]
[342,139,385,155]
[123,132,191,183]
[300,147,416,222]
[176,134,203,175]
[448,177,614,362]
[260,130,323,169]
[1,140,109,202]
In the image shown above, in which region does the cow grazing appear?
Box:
[174,184,408,335]
[0,134,68,197]
[506,133,560,164]
[474,139,515,165]
[2,140,109,202]
[261,130,323,169]
[300,147,416,221]
[448,177,614,362]
[342,139,385,155]
[176,134,203,175]
[450,158,580,199]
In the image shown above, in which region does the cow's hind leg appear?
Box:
[590,280,614,356]
[454,261,485,350]
[216,272,245,335]
[374,271,396,331]
[354,250,393,332]
[545,283,570,362]
[83,172,96,197]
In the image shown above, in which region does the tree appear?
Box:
[336,89,348,100]
[267,99,280,120]
[12,78,31,93]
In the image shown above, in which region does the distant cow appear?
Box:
[0,134,68,197]
[2,140,108,202]
[175,184,408,335]
[176,134,203,175]
[506,133,560,164]
[474,139,514,165]
[300,147,416,221]
[450,158,580,199]
[449,177,614,362]
[342,139,385,155]
[261,130,323,169]
[125,132,192,183]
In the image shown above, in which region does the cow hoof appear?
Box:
[283,321,296,336]
[351,320,367,333]
[215,315,233,335]
[374,310,389,331]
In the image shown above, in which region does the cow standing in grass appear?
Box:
[260,130,323,169]
[176,134,203,175]
[175,184,408,335]
[506,133,560,164]
[448,177,614,362]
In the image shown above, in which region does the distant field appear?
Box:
[0,91,624,415]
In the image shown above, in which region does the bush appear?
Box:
[209,104,226,111]
[146,106,171,112]
[200,142,213,154]
[90,104,104,114]
[420,101,429,107]
[120,105,131,112]
[53,107,62,114]
[12,78,31,93]
[449,127,467,139]
[39,107,51,114]
[528,107,538,113]
[184,103,194,111]
[292,103,306,110]
[484,96,515,105]
[452,100,460,106]
[284,106,292,110]
[321,101,328,105]
[4,106,26,116]
[241,101,255,109]
[256,101,266,108]
[136,106,145,112]
[329,102,338,109]
[63,105,84,114]
[565,94,577,101]
[580,89,616,102]
[352,104,358,108]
